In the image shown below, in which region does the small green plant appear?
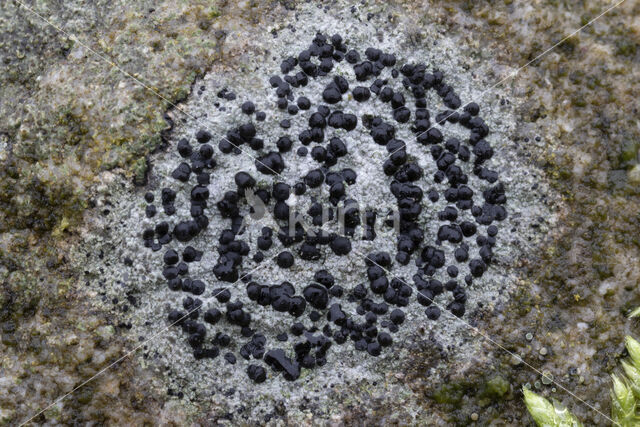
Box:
[523,388,583,426]
[523,336,640,426]
[628,307,640,318]
[610,336,640,425]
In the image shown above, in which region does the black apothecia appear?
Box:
[140,32,507,383]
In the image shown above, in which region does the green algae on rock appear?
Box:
[0,0,225,236]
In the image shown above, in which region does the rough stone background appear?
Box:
[0,0,639,425]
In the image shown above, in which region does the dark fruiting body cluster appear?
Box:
[140,33,507,383]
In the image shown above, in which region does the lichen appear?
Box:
[1,0,638,424]
[73,0,557,423]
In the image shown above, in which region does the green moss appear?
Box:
[433,382,468,405]
[619,140,639,166]
[484,375,510,398]
[132,157,149,186]
[616,39,638,57]
[572,95,587,108]
[206,6,221,19]
[55,108,90,148]
[558,36,578,57]
[74,386,94,405]
[432,374,511,407]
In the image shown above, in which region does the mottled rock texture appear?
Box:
[0,0,639,425]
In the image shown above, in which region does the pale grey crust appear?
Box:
[73,1,559,423]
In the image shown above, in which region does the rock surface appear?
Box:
[0,0,639,425]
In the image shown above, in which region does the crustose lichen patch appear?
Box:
[142,31,508,384]
[77,4,557,421]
